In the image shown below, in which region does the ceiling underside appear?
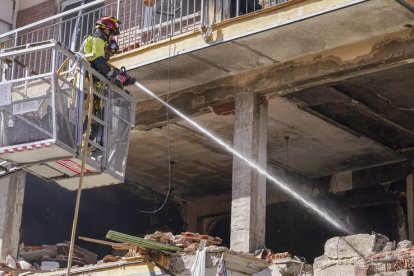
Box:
[122,0,414,201]
[126,63,414,200]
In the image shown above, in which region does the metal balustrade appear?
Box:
[0,0,290,55]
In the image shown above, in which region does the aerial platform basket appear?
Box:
[0,41,135,190]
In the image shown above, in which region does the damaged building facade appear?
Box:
[1,0,414,274]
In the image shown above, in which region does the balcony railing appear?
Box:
[0,0,290,55]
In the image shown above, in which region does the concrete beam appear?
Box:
[288,87,414,155]
[0,171,25,262]
[230,92,267,252]
[135,29,414,129]
[182,201,198,232]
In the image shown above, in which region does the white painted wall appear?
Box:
[0,0,15,33]
[18,0,45,10]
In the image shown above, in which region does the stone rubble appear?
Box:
[112,231,313,275]
[0,231,313,275]
[314,233,414,276]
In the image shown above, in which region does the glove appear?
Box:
[123,74,136,86]
[113,72,128,87]
[113,67,136,87]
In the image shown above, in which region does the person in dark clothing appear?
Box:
[79,16,135,153]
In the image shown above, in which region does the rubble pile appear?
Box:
[314,233,414,276]
[0,255,38,276]
[0,242,97,275]
[0,231,312,275]
[98,230,312,275]
[167,247,312,275]
[141,231,313,275]
[20,243,97,268]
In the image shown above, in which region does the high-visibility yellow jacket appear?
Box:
[80,30,114,77]
[82,35,106,62]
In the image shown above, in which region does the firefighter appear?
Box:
[80,17,135,153]
[81,16,135,87]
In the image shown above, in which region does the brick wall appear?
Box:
[16,0,57,28]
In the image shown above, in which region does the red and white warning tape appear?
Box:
[0,141,54,154]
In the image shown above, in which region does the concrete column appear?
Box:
[230,92,267,252]
[183,201,198,232]
[407,170,414,242]
[0,171,26,262]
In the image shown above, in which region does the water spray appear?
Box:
[133,81,351,234]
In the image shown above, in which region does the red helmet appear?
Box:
[95,16,121,35]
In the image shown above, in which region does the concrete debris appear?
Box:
[382,241,396,252]
[18,260,32,270]
[168,246,311,275]
[40,261,60,270]
[9,242,98,273]
[324,233,389,259]
[267,263,313,276]
[98,231,309,275]
[3,255,33,270]
[250,249,313,275]
[5,256,16,269]
[397,240,412,249]
[314,233,414,276]
[111,231,311,275]
[154,244,229,273]
[262,252,313,276]
[1,231,311,275]
[0,254,38,275]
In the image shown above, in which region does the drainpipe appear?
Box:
[12,0,19,29]
[70,0,85,52]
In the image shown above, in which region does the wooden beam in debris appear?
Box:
[79,236,137,250]
[106,230,183,252]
